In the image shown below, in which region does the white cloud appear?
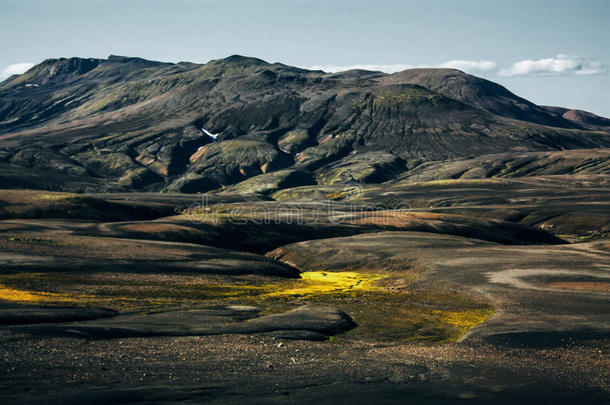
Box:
[307,55,607,78]
[439,59,497,73]
[0,62,35,81]
[306,60,497,75]
[499,55,606,76]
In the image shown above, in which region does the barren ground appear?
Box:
[0,176,608,404]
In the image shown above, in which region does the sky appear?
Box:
[1,0,608,116]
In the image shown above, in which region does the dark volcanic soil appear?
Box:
[0,177,609,404]
[1,333,607,404]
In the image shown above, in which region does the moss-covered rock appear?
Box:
[271,184,365,201]
[277,129,312,154]
[219,169,314,195]
[315,151,406,185]
[295,132,358,170]
[74,150,141,178]
[9,148,90,177]
[167,139,288,193]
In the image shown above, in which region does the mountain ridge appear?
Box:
[1,54,609,193]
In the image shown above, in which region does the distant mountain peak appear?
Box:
[106,55,168,66]
[213,55,269,65]
[22,57,102,83]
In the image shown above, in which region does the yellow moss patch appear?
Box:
[0,284,93,304]
[0,270,493,342]
[0,273,172,307]
[0,283,177,308]
[36,192,79,201]
[0,271,385,307]
[432,308,494,339]
[325,192,345,200]
[265,271,385,297]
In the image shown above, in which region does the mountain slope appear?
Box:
[543,106,610,131]
[1,55,609,193]
[382,68,580,128]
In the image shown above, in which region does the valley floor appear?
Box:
[0,175,608,404]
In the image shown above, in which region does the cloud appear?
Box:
[0,62,35,81]
[306,60,496,75]
[307,55,606,78]
[499,55,606,76]
[439,60,497,73]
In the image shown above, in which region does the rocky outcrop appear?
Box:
[11,305,355,341]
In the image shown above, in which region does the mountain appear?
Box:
[542,106,610,131]
[1,55,609,193]
[382,68,580,128]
